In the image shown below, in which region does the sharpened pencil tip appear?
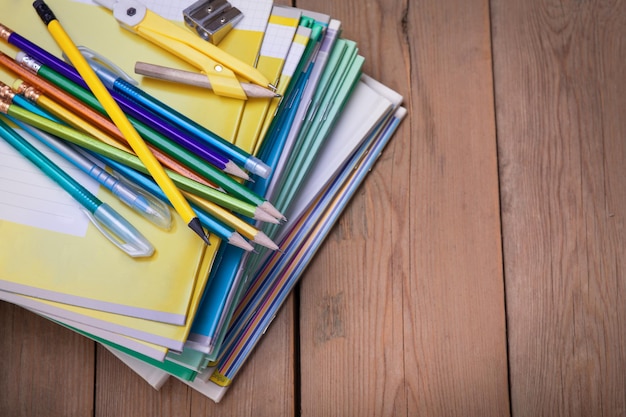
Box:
[229,232,254,252]
[254,207,280,224]
[253,231,278,251]
[188,217,210,245]
[259,201,284,221]
[223,161,249,181]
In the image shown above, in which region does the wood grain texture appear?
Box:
[0,301,95,417]
[492,0,626,415]
[294,0,412,414]
[296,0,509,416]
[402,0,509,413]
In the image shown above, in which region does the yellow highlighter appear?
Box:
[33,0,210,245]
[93,0,272,100]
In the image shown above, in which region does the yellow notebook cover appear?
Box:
[0,229,219,352]
[0,0,272,142]
[0,127,217,324]
[233,6,300,153]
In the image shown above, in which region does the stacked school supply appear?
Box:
[0,0,406,402]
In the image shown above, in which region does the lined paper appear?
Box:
[0,130,99,236]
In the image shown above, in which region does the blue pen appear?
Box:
[8,117,172,230]
[0,116,154,258]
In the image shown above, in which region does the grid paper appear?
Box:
[260,23,297,59]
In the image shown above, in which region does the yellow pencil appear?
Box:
[33,0,209,244]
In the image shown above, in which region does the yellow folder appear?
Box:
[233,6,300,153]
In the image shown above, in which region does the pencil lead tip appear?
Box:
[224,161,250,180]
[253,231,279,251]
[259,201,284,221]
[254,207,280,224]
[229,232,254,252]
[188,217,210,245]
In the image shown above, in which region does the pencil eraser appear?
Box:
[33,0,56,25]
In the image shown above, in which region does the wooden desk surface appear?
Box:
[1,0,625,416]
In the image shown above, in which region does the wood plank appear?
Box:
[398,0,509,414]
[296,0,510,416]
[94,344,192,417]
[294,0,410,414]
[492,0,626,415]
[0,302,95,417]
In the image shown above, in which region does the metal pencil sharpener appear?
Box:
[183,0,243,45]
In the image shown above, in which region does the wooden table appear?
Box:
[1,0,625,415]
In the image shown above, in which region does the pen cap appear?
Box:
[87,204,155,258]
[244,156,271,179]
[66,46,140,88]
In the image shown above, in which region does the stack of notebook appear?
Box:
[0,0,405,402]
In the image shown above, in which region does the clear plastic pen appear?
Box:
[0,115,154,257]
[10,117,172,229]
